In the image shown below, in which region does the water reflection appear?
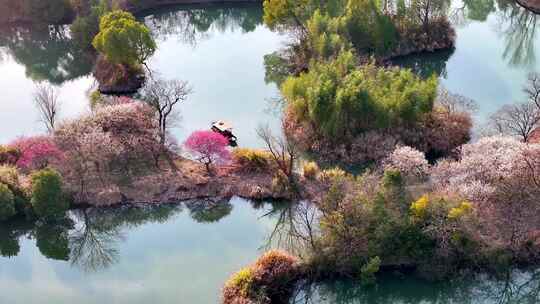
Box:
[261,201,320,259]
[291,269,540,304]
[452,0,496,23]
[497,0,539,67]
[185,198,233,223]
[0,204,183,272]
[392,48,455,79]
[0,25,94,85]
[144,4,263,45]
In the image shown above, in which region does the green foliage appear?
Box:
[71,0,110,49]
[282,51,438,138]
[264,52,291,86]
[92,10,156,67]
[342,0,398,55]
[30,169,68,221]
[263,0,310,30]
[0,165,30,216]
[0,184,16,221]
[263,0,346,31]
[359,256,381,286]
[188,201,233,224]
[35,223,71,261]
[317,171,442,275]
[382,169,404,189]
[306,10,350,61]
[0,231,20,257]
[89,90,105,109]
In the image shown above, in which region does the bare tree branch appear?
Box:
[33,84,61,133]
[139,76,193,145]
[488,101,540,142]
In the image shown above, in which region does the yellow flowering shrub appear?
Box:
[232,148,273,172]
[223,267,255,298]
[410,195,430,218]
[319,167,348,183]
[448,201,473,220]
[302,161,319,179]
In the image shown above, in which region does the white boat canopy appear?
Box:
[212,120,233,133]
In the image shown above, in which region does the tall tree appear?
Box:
[92,10,156,67]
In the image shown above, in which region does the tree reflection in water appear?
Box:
[143,4,263,46]
[185,198,233,224]
[0,24,94,84]
[0,203,183,272]
[290,269,540,304]
[497,0,539,67]
[260,200,320,259]
[392,48,455,79]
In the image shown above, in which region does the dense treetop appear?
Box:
[92,10,156,67]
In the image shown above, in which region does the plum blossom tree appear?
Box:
[431,136,540,254]
[54,101,162,199]
[10,136,64,172]
[384,146,429,181]
[184,131,231,175]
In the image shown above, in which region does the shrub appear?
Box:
[223,250,300,304]
[410,195,430,219]
[302,161,319,179]
[223,267,256,302]
[359,256,381,286]
[232,148,273,173]
[30,169,68,220]
[318,167,348,183]
[0,165,30,214]
[448,201,473,220]
[0,145,21,165]
[282,52,438,139]
[0,183,16,221]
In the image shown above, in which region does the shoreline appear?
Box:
[69,157,320,207]
[516,0,540,13]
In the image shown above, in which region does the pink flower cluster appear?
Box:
[384,146,429,180]
[10,136,63,171]
[184,131,231,170]
[431,136,540,202]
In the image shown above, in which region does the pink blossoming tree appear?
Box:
[384,146,430,182]
[10,136,64,172]
[184,131,230,175]
[431,136,540,254]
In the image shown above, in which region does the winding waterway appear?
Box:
[1,1,540,303]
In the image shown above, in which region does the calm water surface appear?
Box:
[0,4,284,147]
[0,198,282,303]
[1,2,540,303]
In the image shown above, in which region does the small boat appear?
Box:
[211,120,238,147]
